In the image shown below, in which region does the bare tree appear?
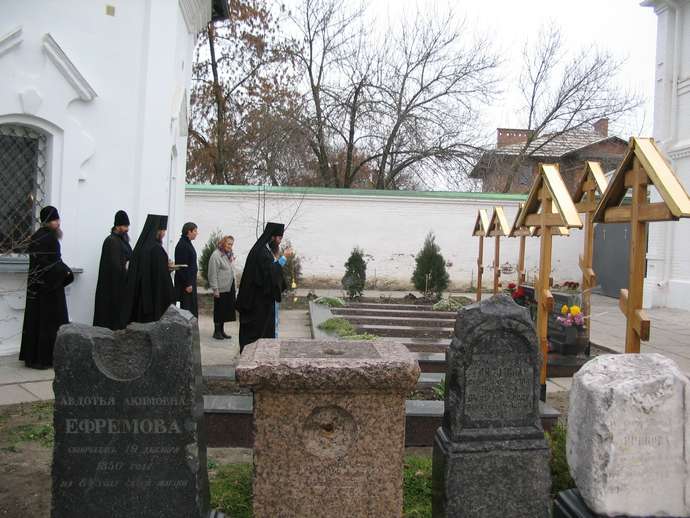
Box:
[499,26,643,192]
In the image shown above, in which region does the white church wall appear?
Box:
[184,186,586,291]
[0,0,210,355]
[644,0,690,310]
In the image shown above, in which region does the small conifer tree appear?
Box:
[199,229,222,287]
[412,232,449,299]
[342,247,366,299]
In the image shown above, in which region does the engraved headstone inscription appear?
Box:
[51,306,217,518]
[432,295,551,518]
[236,339,420,518]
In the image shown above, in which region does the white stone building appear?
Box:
[0,1,227,356]
[643,0,690,310]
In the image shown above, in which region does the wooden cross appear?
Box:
[516,164,582,400]
[472,209,490,302]
[509,202,532,285]
[487,207,511,295]
[593,137,690,353]
[572,161,608,346]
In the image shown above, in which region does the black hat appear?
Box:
[40,206,60,224]
[114,210,130,227]
[158,216,168,230]
[264,222,284,237]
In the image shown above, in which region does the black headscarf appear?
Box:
[236,222,284,313]
[122,214,170,323]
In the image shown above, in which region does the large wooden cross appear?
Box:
[487,207,511,295]
[516,164,582,400]
[472,209,490,302]
[593,137,690,353]
[509,202,532,285]
[572,161,608,346]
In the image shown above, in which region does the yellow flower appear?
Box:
[570,305,581,316]
[561,304,569,315]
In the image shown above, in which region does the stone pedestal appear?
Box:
[236,338,419,518]
[568,353,690,517]
[432,295,551,518]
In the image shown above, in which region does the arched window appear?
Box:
[0,124,48,254]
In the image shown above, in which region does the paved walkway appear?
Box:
[1,291,689,405]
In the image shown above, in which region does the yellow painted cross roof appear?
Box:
[573,160,608,204]
[488,206,511,237]
[509,203,533,237]
[472,209,490,237]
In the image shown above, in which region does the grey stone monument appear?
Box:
[51,306,222,518]
[432,295,551,518]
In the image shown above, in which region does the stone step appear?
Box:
[356,324,453,339]
[402,339,450,353]
[341,315,455,328]
[346,303,435,311]
[203,396,560,448]
[333,308,457,319]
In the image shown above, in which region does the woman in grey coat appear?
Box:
[208,235,237,340]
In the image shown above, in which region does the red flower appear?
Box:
[508,282,516,290]
[515,287,525,298]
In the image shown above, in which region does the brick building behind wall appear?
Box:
[470,118,628,193]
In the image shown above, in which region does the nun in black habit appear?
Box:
[19,206,74,369]
[93,210,132,330]
[123,214,175,324]
[236,222,287,351]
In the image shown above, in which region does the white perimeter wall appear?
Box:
[185,186,586,291]
[0,0,207,355]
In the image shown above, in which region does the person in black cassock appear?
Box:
[123,214,174,324]
[174,222,199,317]
[19,206,74,369]
[93,210,132,330]
[236,222,290,351]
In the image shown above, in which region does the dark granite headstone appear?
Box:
[432,294,551,518]
[51,306,218,518]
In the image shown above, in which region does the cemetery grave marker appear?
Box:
[516,164,582,399]
[51,306,217,518]
[487,206,511,295]
[593,137,690,353]
[472,209,490,302]
[509,202,532,285]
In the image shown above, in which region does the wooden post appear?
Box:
[493,235,501,295]
[517,235,526,284]
[477,236,484,302]
[625,161,648,353]
[537,189,554,400]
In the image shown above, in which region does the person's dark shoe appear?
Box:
[221,330,232,340]
[213,323,224,340]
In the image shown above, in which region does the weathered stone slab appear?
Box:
[567,353,690,517]
[51,306,211,518]
[237,338,419,518]
[432,295,551,518]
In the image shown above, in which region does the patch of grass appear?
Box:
[403,456,433,517]
[318,317,357,337]
[431,377,446,400]
[210,463,253,518]
[432,296,472,311]
[313,296,346,308]
[9,422,54,448]
[547,420,575,496]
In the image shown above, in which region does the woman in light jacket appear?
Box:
[208,235,237,340]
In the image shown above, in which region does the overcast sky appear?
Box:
[366,0,658,140]
[281,0,658,141]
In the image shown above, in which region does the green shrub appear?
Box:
[280,239,302,290]
[199,229,223,287]
[314,296,346,308]
[547,420,575,496]
[342,247,366,299]
[412,232,449,300]
[318,318,357,337]
[432,376,446,400]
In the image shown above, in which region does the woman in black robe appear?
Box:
[93,210,132,330]
[19,206,74,369]
[123,214,174,324]
[236,222,287,351]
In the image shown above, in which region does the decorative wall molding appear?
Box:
[0,26,22,57]
[179,0,212,34]
[19,88,43,115]
[42,33,97,102]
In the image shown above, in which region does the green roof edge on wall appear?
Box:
[185,183,528,202]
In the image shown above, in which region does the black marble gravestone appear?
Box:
[432,295,550,518]
[51,306,223,518]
